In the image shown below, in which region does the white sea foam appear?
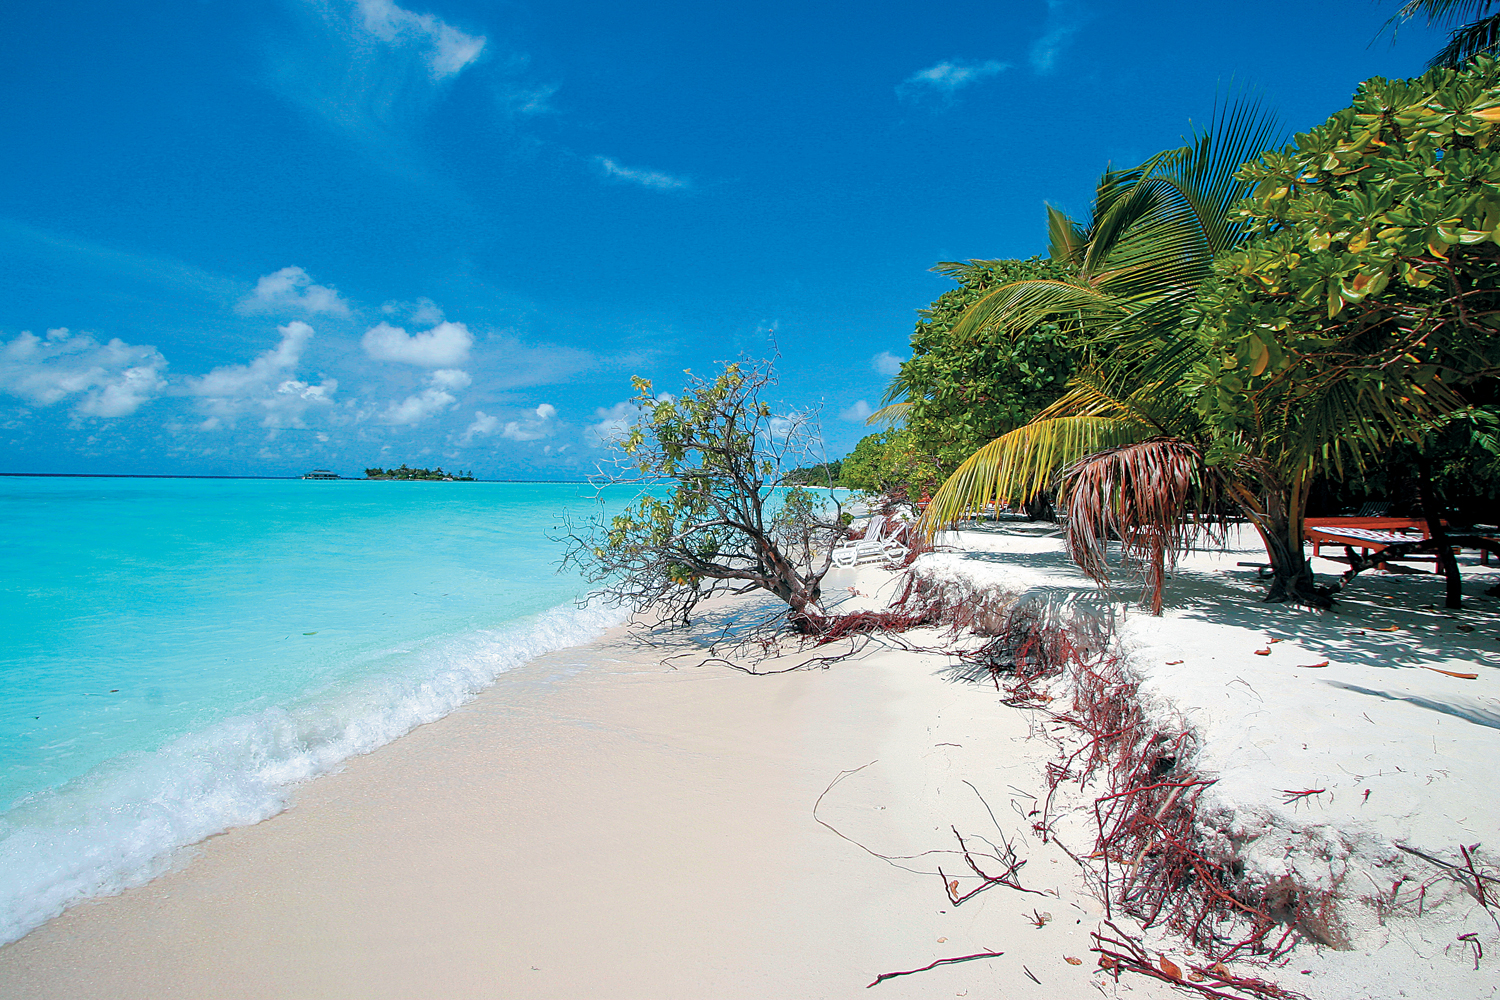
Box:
[0,598,627,947]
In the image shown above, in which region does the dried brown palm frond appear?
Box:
[1058,438,1228,615]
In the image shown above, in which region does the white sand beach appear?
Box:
[1,524,1496,999]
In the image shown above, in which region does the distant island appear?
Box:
[777,460,841,486]
[364,465,475,481]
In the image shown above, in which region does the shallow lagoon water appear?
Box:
[0,477,623,946]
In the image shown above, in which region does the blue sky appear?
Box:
[0,0,1449,478]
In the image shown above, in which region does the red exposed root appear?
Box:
[1093,921,1310,1000]
[812,572,1013,644]
[968,605,1340,966]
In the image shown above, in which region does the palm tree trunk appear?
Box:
[1417,455,1463,610]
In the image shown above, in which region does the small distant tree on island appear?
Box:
[364,464,474,481]
[560,358,849,633]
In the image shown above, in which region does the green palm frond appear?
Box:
[866,400,911,426]
[1433,12,1500,64]
[1388,1,1500,66]
[947,279,1124,344]
[1399,0,1496,20]
[1047,206,1089,266]
[929,259,1007,284]
[1147,96,1282,256]
[918,415,1153,533]
[879,362,919,406]
[1050,367,1202,438]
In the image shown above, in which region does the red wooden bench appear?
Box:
[1305,516,1493,566]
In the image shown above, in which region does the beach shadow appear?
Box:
[934,522,1500,731]
[1322,681,1500,731]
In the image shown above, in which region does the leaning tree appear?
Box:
[561,359,848,633]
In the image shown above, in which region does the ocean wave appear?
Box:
[0,598,627,948]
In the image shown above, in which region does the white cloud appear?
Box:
[501,402,558,441]
[378,368,468,425]
[186,321,338,429]
[361,320,473,366]
[585,399,638,447]
[355,0,486,79]
[900,59,1007,97]
[459,409,500,444]
[0,327,168,417]
[839,400,874,423]
[380,387,456,425]
[1030,1,1081,73]
[428,368,471,390]
[503,83,558,117]
[871,351,905,376]
[238,266,351,317]
[595,156,689,192]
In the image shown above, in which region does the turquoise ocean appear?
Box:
[0,476,627,946]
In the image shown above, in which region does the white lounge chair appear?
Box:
[830,515,910,568]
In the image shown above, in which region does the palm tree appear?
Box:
[1391,1,1500,67]
[914,104,1290,610]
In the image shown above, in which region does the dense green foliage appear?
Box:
[1190,57,1500,476]
[888,61,1500,608]
[364,465,474,481]
[837,429,922,493]
[915,101,1283,568]
[887,257,1078,471]
[904,59,1500,609]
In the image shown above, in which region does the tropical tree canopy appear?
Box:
[914,60,1500,611]
[880,257,1079,472]
[837,428,921,493]
[918,101,1282,535]
[1189,55,1500,478]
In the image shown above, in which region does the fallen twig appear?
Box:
[939,826,1047,904]
[1458,932,1483,970]
[866,950,1005,988]
[1460,843,1490,907]
[1394,843,1500,890]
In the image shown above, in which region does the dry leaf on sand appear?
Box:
[1064,956,1083,965]
[1159,956,1182,979]
[1422,666,1479,679]
[1254,648,1271,655]
[1165,659,1184,665]
[1298,661,1330,668]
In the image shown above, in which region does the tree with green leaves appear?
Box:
[876,257,1078,472]
[1186,56,1500,603]
[779,460,842,486]
[561,359,846,632]
[836,427,932,495]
